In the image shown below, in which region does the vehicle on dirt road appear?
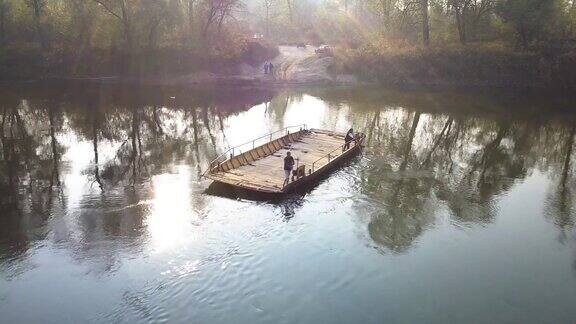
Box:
[297,43,307,49]
[315,45,331,55]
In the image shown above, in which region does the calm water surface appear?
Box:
[1,85,576,323]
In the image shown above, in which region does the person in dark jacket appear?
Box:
[283,151,295,187]
[343,128,354,151]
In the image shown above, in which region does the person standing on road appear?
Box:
[264,62,269,74]
[269,62,274,76]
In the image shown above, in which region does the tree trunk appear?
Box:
[400,112,421,171]
[266,3,270,37]
[202,12,215,40]
[130,107,138,184]
[148,20,159,50]
[286,0,293,23]
[92,114,103,190]
[120,0,132,52]
[119,0,133,74]
[520,32,528,50]
[70,3,93,75]
[31,0,47,49]
[421,0,430,46]
[561,118,576,189]
[202,107,216,149]
[477,123,509,184]
[569,0,576,36]
[48,105,60,188]
[454,8,466,44]
[147,19,159,75]
[0,1,6,46]
[366,111,380,146]
[188,0,195,47]
[517,24,528,50]
[423,117,453,166]
[191,108,201,176]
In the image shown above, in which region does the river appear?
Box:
[1,84,576,323]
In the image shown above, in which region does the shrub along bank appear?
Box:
[0,40,279,81]
[334,44,576,89]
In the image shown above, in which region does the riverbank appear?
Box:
[333,43,576,89]
[4,43,576,90]
[0,45,359,88]
[0,40,279,81]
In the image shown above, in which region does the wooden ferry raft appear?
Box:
[203,125,365,194]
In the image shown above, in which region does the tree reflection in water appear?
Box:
[324,87,576,255]
[543,117,576,272]
[0,85,277,271]
[1,85,576,271]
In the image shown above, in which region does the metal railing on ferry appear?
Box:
[203,124,307,176]
[282,133,365,188]
[310,133,364,174]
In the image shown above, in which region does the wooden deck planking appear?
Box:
[210,131,346,190]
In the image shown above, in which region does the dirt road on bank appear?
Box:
[243,45,357,84]
[176,45,358,87]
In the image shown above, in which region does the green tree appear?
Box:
[91,0,133,52]
[422,0,430,46]
[449,0,495,43]
[0,0,8,45]
[496,0,557,49]
[25,0,46,48]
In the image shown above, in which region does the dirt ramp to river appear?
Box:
[173,45,358,87]
[269,46,357,85]
[275,55,335,83]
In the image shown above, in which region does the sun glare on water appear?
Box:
[146,165,195,253]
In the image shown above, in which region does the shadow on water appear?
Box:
[205,181,287,202]
[204,182,305,221]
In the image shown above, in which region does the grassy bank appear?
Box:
[334,43,576,88]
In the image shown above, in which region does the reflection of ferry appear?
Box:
[203,125,365,194]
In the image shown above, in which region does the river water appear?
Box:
[1,84,576,323]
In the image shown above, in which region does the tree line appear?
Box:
[0,0,574,78]
[0,0,249,51]
[0,0,255,77]
[247,0,575,49]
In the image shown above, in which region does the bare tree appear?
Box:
[264,0,274,36]
[91,0,133,51]
[188,0,197,46]
[421,0,429,46]
[0,0,8,45]
[286,0,293,22]
[449,0,494,43]
[201,0,243,40]
[25,0,47,48]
